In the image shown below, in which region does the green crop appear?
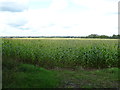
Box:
[2,38,118,69]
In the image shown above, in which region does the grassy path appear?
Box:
[55,68,119,88]
[3,58,120,88]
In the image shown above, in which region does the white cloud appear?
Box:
[0,0,118,36]
[0,0,28,4]
[0,0,28,12]
[0,11,28,26]
[0,11,29,36]
[49,0,68,11]
[71,0,118,14]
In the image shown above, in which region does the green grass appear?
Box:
[2,57,120,88]
[3,57,59,88]
[56,67,120,88]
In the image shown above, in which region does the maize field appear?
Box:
[2,38,119,69]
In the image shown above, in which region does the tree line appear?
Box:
[81,34,120,39]
[1,34,120,39]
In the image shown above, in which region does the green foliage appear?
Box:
[2,38,118,69]
[57,67,120,88]
[2,57,59,88]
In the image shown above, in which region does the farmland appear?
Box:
[2,38,120,88]
[2,38,118,68]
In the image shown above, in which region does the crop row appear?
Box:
[2,38,118,69]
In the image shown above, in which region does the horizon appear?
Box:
[0,0,119,36]
[1,34,119,37]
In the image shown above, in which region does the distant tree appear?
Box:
[99,35,109,38]
[87,34,99,38]
[118,34,120,39]
[112,34,119,39]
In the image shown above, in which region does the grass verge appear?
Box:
[2,57,59,88]
[2,57,120,88]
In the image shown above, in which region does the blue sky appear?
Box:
[0,0,119,36]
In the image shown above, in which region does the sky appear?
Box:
[0,0,119,36]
